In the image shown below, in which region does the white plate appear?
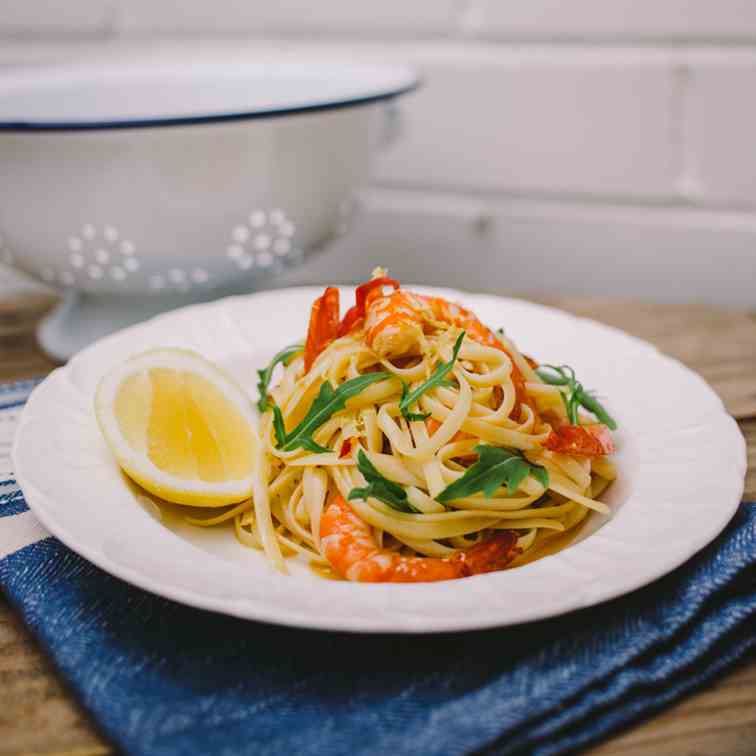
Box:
[12,287,746,633]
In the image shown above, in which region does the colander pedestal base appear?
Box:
[37,291,220,361]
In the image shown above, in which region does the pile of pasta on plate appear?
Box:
[96,268,618,583]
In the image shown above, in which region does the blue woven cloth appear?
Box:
[1,379,754,756]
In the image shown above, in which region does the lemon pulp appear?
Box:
[96,349,257,507]
[115,367,254,482]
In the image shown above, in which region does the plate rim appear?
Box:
[12,286,747,633]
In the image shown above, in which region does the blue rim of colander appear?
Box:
[0,79,419,132]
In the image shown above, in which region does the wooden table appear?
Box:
[1,292,754,756]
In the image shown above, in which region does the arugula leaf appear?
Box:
[299,437,332,454]
[256,343,303,412]
[536,364,618,430]
[576,390,617,429]
[399,331,465,423]
[400,382,431,422]
[277,372,391,453]
[536,365,570,386]
[530,465,550,490]
[436,444,549,503]
[272,404,287,447]
[348,449,419,513]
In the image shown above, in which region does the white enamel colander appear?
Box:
[0,56,417,359]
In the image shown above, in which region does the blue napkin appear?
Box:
[1,379,754,756]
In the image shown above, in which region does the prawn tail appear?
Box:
[453,531,521,576]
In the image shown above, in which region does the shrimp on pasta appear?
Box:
[192,268,619,581]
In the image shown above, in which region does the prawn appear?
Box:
[362,288,507,359]
[544,422,615,457]
[302,275,400,372]
[320,494,520,582]
[302,274,533,418]
[303,273,521,366]
[303,286,340,372]
[359,284,533,420]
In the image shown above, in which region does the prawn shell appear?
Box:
[363,289,533,420]
[544,423,615,457]
[320,494,520,583]
[304,286,341,372]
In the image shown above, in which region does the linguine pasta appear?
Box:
[189,271,618,582]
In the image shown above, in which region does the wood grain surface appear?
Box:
[0,294,754,756]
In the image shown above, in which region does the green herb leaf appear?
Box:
[256,343,303,412]
[559,384,581,425]
[348,449,419,513]
[400,382,430,422]
[436,444,549,503]
[530,465,550,490]
[277,372,391,453]
[272,404,287,447]
[299,438,332,454]
[399,331,465,423]
[536,364,571,386]
[577,391,617,429]
[536,364,618,430]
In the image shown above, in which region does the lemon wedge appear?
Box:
[95,348,257,507]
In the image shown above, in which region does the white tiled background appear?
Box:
[2,1,756,306]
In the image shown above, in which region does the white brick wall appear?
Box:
[276,190,756,308]
[470,1,756,41]
[0,1,112,35]
[1,4,756,307]
[119,1,457,35]
[374,48,678,197]
[687,60,756,206]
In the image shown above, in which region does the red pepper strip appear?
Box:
[338,276,400,337]
[304,286,340,372]
[339,439,354,459]
[543,423,615,457]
